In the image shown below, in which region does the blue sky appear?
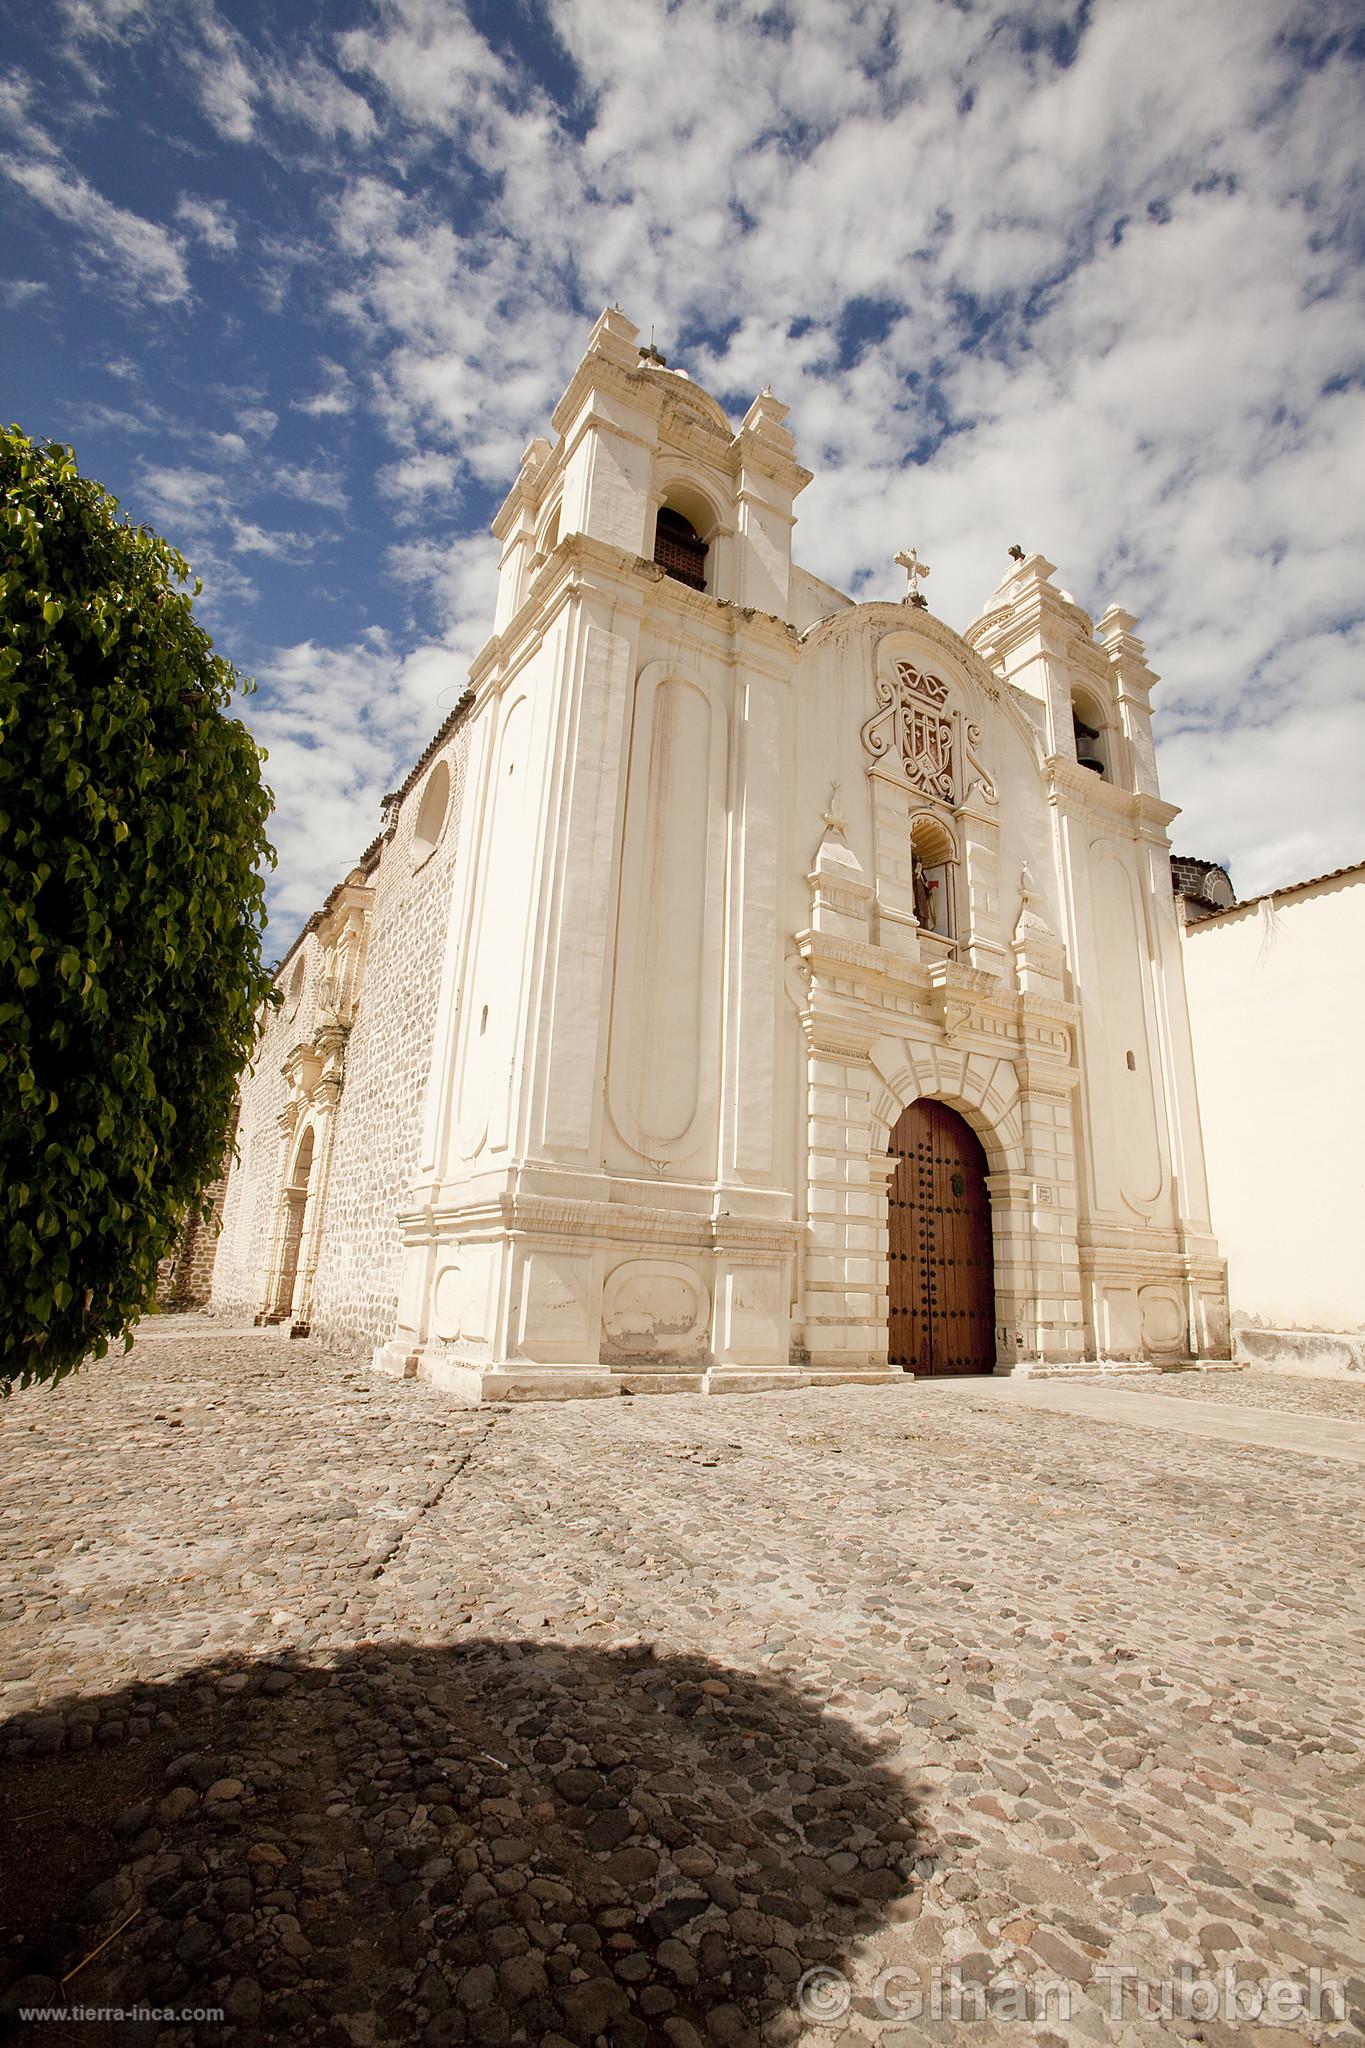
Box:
[4,0,1363,933]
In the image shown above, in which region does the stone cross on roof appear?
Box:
[895,547,931,602]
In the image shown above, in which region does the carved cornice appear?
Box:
[405,1189,802,1257]
[795,927,1079,1053]
[629,555,801,651]
[808,874,875,917]
[800,1003,889,1059]
[799,601,1001,701]
[1046,757,1179,834]
[1013,1054,1080,1095]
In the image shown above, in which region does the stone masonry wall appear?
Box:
[307,719,473,1354]
[157,1110,238,1308]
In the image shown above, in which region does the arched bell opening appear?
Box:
[653,506,709,590]
[886,1098,995,1375]
[650,478,726,595]
[1071,685,1111,779]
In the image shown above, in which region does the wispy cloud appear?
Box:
[0,277,47,308]
[378,448,460,510]
[272,461,349,514]
[175,193,237,253]
[228,517,317,561]
[182,6,376,151]
[292,358,354,417]
[250,631,455,926]
[1,135,190,305]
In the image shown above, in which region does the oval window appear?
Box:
[413,760,450,866]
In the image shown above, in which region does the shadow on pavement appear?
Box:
[1,1638,928,2046]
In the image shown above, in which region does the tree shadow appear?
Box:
[1,1639,930,2046]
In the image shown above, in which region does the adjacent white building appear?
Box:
[210,308,1229,1399]
[1179,860,1365,1369]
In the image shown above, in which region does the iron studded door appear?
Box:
[887,1099,995,1375]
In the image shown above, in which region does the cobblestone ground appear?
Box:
[1103,1369,1365,1422]
[2,1326,1363,2048]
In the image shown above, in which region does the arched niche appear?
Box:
[534,496,561,560]
[909,810,960,938]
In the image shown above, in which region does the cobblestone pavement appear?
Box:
[2,1324,1363,2048]
[1112,1369,1365,1422]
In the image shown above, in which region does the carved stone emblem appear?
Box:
[860,662,955,801]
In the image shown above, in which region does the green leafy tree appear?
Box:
[1,428,276,1391]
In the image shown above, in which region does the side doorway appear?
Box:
[888,1098,995,1375]
[265,1126,315,1324]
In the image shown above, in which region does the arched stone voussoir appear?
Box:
[868,1037,1025,1176]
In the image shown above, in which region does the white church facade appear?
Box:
[209,307,1230,1399]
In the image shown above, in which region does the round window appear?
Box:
[413,760,450,866]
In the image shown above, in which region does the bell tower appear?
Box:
[375,310,815,1397]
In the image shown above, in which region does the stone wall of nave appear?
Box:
[211,930,326,1320]
[306,721,473,1354]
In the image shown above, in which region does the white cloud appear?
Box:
[240,530,499,930]
[292,358,354,417]
[378,448,460,508]
[184,14,258,142]
[271,461,349,513]
[183,6,375,151]
[250,631,461,928]
[56,0,157,43]
[336,0,507,132]
[137,463,223,522]
[228,517,316,561]
[267,50,376,144]
[175,193,237,253]
[384,530,499,666]
[0,276,47,308]
[0,149,189,305]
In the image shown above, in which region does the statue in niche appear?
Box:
[912,849,939,931]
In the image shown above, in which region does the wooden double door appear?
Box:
[887,1099,996,1375]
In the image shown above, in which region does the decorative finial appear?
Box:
[895,546,931,608]
[822,781,846,835]
[1007,543,1025,562]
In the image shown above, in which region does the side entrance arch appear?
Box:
[887,1099,995,1375]
[267,1125,315,1324]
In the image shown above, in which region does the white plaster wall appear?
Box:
[1068,827,1181,1230]
[1182,871,1365,1331]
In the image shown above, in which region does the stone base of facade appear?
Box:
[995,1354,1244,1379]
[372,1339,908,1403]
[373,1337,1244,1403]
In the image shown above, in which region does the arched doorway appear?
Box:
[887,1099,995,1375]
[268,1126,315,1323]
